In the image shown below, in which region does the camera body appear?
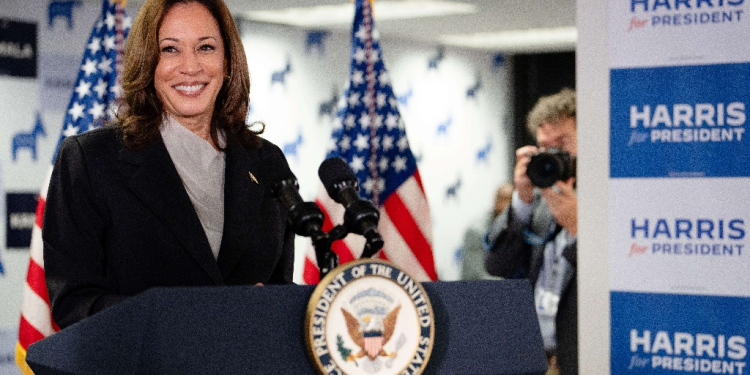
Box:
[526,148,576,188]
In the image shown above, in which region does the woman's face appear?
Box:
[154,2,225,127]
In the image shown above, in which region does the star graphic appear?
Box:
[350,155,365,173]
[98,57,113,74]
[351,70,364,86]
[68,102,86,122]
[93,78,108,99]
[103,36,116,53]
[347,92,360,107]
[385,113,399,130]
[344,114,356,129]
[362,178,374,194]
[392,156,407,173]
[81,59,98,77]
[88,102,106,120]
[382,135,394,151]
[379,157,389,172]
[355,26,367,41]
[397,136,408,152]
[353,134,369,151]
[373,115,383,129]
[63,123,79,137]
[87,37,101,55]
[339,135,351,152]
[378,71,390,86]
[353,48,366,64]
[74,81,92,99]
[376,92,387,108]
[104,12,116,30]
[359,113,371,129]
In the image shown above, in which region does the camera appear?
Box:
[526,148,576,188]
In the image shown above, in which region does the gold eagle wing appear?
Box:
[382,305,401,344]
[342,308,364,348]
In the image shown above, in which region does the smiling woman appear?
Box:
[153,3,227,146]
[42,0,296,330]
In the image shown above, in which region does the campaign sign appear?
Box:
[611,291,749,375]
[7,193,38,249]
[609,178,750,297]
[0,19,37,78]
[611,62,750,178]
[609,0,750,68]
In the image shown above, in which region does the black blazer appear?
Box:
[43,126,295,329]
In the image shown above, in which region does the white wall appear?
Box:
[577,0,610,373]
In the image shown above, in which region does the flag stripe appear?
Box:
[302,258,320,284]
[394,176,432,244]
[18,316,44,350]
[378,211,431,281]
[383,194,437,280]
[34,197,45,229]
[29,226,44,266]
[414,170,425,192]
[17,2,129,368]
[19,283,55,345]
[25,259,50,304]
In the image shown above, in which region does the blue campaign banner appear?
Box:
[610,63,750,178]
[611,291,750,375]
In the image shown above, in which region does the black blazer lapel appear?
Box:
[216,141,265,279]
[117,135,224,285]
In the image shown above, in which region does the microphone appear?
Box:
[318,157,384,258]
[269,166,324,239]
[269,163,338,276]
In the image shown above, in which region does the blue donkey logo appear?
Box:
[13,114,47,162]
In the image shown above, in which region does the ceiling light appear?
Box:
[244,1,477,28]
[440,27,577,52]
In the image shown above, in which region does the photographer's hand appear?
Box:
[540,178,577,236]
[514,145,538,204]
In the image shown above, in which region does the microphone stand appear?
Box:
[311,222,384,279]
[309,226,346,279]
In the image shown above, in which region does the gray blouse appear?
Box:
[160,116,226,260]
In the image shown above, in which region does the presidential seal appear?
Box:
[305,259,435,375]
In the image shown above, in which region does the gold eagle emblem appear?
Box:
[341,305,401,361]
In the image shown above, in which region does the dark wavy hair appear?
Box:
[118,0,262,149]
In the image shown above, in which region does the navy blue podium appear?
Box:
[26,280,546,375]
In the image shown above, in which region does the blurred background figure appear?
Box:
[459,182,513,280]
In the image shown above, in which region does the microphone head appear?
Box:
[318,157,358,201]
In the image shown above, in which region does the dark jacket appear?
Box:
[43,126,295,329]
[485,193,578,375]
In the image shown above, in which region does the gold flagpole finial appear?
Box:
[115,0,127,7]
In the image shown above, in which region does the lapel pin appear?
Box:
[248,172,259,184]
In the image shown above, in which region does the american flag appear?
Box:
[302,0,437,283]
[15,1,129,372]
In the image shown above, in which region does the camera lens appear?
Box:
[527,153,564,188]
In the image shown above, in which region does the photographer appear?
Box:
[485,88,577,375]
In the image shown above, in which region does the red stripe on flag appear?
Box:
[414,170,425,193]
[34,196,45,229]
[18,316,44,350]
[383,192,438,280]
[26,260,50,303]
[332,240,355,264]
[303,258,320,285]
[378,251,389,261]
